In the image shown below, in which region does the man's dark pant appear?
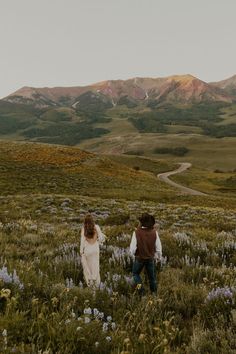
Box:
[132,257,157,293]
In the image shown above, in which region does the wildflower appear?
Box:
[2,329,7,347]
[76,326,82,331]
[111,322,116,330]
[84,307,92,315]
[138,333,145,342]
[106,336,112,342]
[0,266,24,289]
[93,308,99,316]
[65,319,71,324]
[99,282,105,290]
[124,276,134,285]
[107,315,112,322]
[98,312,104,319]
[78,317,83,321]
[65,278,74,289]
[124,338,130,345]
[51,297,59,306]
[84,317,91,324]
[0,288,11,299]
[38,313,44,320]
[102,322,109,332]
[206,286,234,302]
[32,298,39,306]
[112,274,121,282]
[95,342,99,347]
[162,338,168,346]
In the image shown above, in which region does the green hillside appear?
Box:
[0,141,175,201]
[1,98,236,174]
[1,99,236,141]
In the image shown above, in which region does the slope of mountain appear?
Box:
[210,74,236,97]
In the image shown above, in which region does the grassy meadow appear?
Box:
[75,103,236,172]
[0,140,236,353]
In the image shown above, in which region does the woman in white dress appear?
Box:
[80,214,105,287]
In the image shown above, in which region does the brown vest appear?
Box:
[135,227,156,259]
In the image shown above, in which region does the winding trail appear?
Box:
[157,162,206,196]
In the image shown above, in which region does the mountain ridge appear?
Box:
[4,74,236,107]
[210,74,236,97]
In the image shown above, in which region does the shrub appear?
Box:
[154,146,189,156]
[104,214,130,226]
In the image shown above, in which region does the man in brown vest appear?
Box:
[130,213,162,294]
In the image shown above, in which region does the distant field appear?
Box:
[218,104,236,125]
[78,132,236,171]
[75,103,236,171]
[0,140,235,208]
[109,153,236,201]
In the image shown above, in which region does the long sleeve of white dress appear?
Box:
[80,227,86,256]
[95,224,106,244]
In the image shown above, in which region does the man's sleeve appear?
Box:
[154,231,162,260]
[130,231,137,256]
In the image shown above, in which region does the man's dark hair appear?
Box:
[138,213,155,229]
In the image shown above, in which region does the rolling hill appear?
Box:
[0,140,175,200]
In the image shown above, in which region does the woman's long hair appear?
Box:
[84,214,96,239]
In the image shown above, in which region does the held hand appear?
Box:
[154,251,162,262]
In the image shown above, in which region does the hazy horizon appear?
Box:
[1,0,236,98]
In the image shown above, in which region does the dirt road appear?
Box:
[157,162,206,196]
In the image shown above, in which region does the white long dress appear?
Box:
[80,224,105,287]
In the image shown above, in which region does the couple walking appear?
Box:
[80,213,162,293]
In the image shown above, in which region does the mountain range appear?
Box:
[1,74,236,150]
[3,74,236,108]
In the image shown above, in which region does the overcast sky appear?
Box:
[0,0,235,98]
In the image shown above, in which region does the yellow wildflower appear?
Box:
[0,288,11,299]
